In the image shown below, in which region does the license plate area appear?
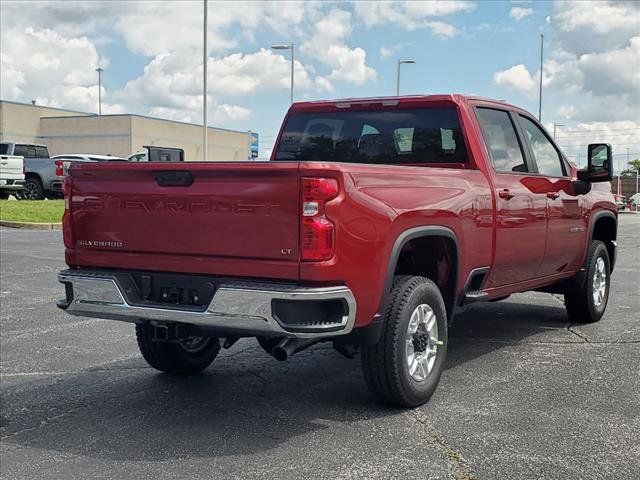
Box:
[113,271,217,311]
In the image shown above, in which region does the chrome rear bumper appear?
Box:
[58,270,356,338]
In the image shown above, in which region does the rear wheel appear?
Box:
[564,240,611,323]
[135,323,220,374]
[21,177,45,200]
[361,276,448,407]
[0,191,9,200]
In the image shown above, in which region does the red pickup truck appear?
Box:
[58,95,617,407]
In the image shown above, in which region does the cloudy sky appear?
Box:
[1,0,638,165]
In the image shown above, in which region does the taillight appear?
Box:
[62,177,73,248]
[55,159,64,177]
[301,177,338,261]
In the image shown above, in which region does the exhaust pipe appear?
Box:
[271,338,320,361]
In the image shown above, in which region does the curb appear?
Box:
[0,220,62,230]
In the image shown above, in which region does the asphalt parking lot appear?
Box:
[1,215,638,480]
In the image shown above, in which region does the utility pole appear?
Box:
[203,0,208,161]
[538,34,543,122]
[95,67,103,115]
[553,122,563,140]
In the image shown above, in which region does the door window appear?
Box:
[476,108,527,173]
[518,115,565,177]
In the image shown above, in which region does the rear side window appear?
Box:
[274,107,467,164]
[0,144,8,155]
[476,108,527,173]
[35,146,49,158]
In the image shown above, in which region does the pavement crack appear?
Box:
[409,410,475,480]
[567,325,591,343]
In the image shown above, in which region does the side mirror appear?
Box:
[578,143,613,182]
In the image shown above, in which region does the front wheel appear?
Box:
[564,240,611,323]
[361,276,448,408]
[135,323,220,374]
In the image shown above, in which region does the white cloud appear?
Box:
[355,1,474,37]
[493,1,640,161]
[551,0,640,55]
[300,8,376,86]
[509,7,533,21]
[380,46,392,59]
[493,64,537,94]
[0,27,111,113]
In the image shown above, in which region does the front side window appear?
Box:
[476,108,527,173]
[274,107,467,164]
[518,115,565,177]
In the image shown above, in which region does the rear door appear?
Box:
[516,114,587,276]
[475,107,547,287]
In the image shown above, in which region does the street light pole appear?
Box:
[396,59,416,96]
[538,34,543,122]
[95,67,103,115]
[203,0,208,161]
[271,44,294,104]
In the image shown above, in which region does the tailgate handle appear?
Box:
[153,171,193,187]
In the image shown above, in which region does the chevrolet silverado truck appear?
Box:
[57,95,617,407]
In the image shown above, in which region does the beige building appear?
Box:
[0,100,253,161]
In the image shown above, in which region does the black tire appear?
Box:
[564,240,611,323]
[21,177,45,200]
[135,323,220,374]
[361,276,448,408]
[0,191,9,200]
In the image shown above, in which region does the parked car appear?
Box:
[613,194,626,211]
[52,154,128,177]
[0,154,25,199]
[128,146,185,162]
[0,142,58,199]
[57,95,617,407]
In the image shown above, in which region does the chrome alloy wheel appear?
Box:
[179,336,211,353]
[592,257,607,308]
[405,304,439,382]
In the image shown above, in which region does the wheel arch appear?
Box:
[379,226,460,323]
[588,210,617,271]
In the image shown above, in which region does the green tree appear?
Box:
[628,159,640,173]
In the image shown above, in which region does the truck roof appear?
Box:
[290,94,519,112]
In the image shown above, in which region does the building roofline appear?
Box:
[39,112,250,135]
[0,99,93,115]
[1,99,250,135]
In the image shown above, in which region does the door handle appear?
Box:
[546,192,560,200]
[498,189,515,200]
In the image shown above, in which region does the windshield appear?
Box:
[274,107,467,164]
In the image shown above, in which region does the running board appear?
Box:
[460,266,491,306]
[463,290,489,304]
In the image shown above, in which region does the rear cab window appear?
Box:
[274,107,468,164]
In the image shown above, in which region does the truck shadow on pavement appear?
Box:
[2,298,573,463]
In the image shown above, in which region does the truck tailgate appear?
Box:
[67,162,301,276]
[0,155,24,179]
